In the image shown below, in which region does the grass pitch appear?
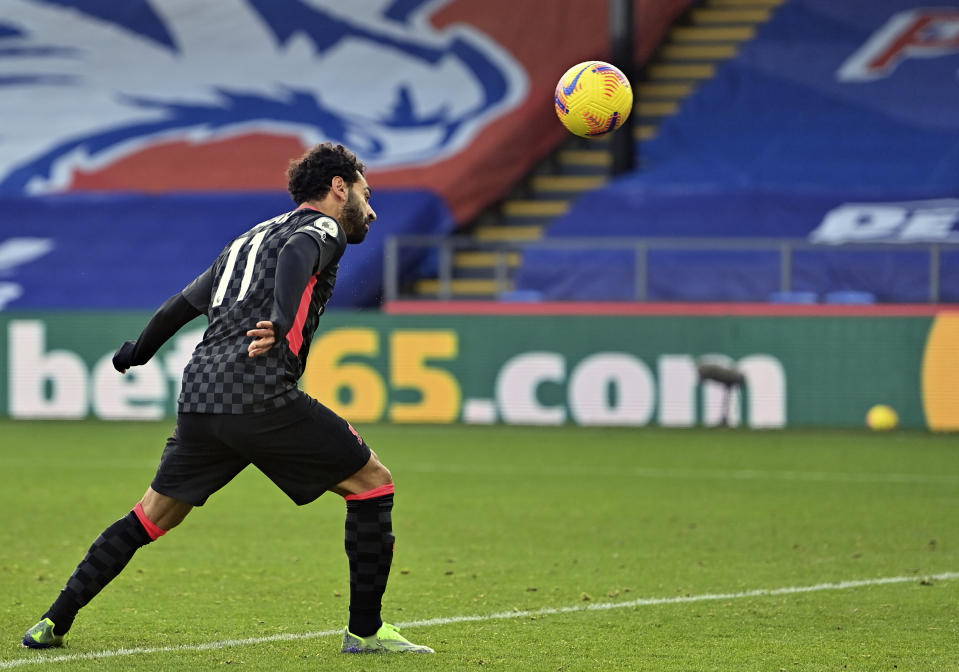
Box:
[1,421,957,671]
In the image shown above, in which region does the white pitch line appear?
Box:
[409,463,959,485]
[3,571,957,669]
[628,467,959,485]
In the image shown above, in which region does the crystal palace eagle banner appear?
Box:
[0,0,688,309]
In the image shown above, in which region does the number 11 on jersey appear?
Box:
[211,229,269,308]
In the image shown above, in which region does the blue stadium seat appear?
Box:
[499,289,544,302]
[824,291,876,304]
[769,291,818,304]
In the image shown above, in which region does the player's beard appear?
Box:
[342,190,370,244]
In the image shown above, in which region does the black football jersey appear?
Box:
[177,208,346,414]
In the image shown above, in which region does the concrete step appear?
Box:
[707,0,783,7]
[671,25,756,42]
[636,100,680,117]
[635,124,659,140]
[415,278,507,297]
[530,175,607,193]
[454,250,522,269]
[502,199,570,218]
[557,148,613,168]
[647,63,717,80]
[473,224,544,242]
[659,43,739,61]
[637,82,696,98]
[690,7,772,23]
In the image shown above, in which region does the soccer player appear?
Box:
[22,143,433,655]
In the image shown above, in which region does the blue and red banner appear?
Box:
[0,0,690,308]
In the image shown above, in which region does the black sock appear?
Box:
[344,493,394,637]
[44,511,154,635]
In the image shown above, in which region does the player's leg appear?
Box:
[330,452,395,637]
[332,454,432,654]
[140,486,194,530]
[240,393,431,654]
[329,451,392,495]
[24,414,246,649]
[22,488,192,649]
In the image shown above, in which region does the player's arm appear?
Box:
[249,228,341,357]
[247,232,321,357]
[112,267,214,373]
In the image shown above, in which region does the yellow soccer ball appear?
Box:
[866,404,898,431]
[554,61,633,138]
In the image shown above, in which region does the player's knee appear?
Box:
[368,456,393,487]
[335,454,393,497]
[140,487,192,532]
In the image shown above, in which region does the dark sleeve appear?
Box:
[112,293,202,372]
[181,265,215,313]
[268,232,321,340]
[295,218,346,273]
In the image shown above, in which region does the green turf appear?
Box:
[1,421,957,671]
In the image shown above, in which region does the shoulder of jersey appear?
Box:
[299,215,343,243]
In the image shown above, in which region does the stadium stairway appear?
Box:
[410,0,784,301]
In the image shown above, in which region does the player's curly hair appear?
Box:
[287,142,367,205]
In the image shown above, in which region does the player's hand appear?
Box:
[112,340,137,373]
[247,321,276,357]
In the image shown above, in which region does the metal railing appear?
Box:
[384,235,957,302]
